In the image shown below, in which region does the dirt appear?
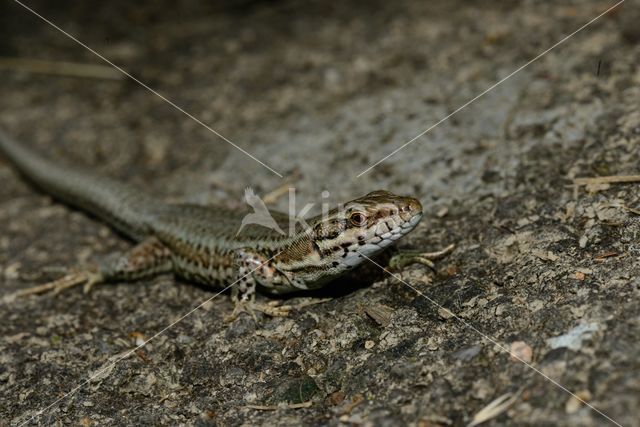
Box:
[0,0,638,426]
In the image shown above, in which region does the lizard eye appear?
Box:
[349,212,367,227]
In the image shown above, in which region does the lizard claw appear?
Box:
[82,271,103,294]
[388,244,455,271]
[256,301,292,317]
[225,299,291,323]
[225,299,256,323]
[4,269,104,301]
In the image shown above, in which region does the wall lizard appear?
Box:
[0,130,453,319]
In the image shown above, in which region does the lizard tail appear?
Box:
[0,129,154,241]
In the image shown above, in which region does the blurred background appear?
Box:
[0,0,632,207]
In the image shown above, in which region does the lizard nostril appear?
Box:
[407,198,422,214]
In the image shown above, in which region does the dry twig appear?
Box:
[245,401,313,411]
[0,57,124,80]
[573,175,640,186]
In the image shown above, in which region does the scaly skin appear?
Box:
[0,130,452,316]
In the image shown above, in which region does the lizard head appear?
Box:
[311,189,423,258]
[265,190,423,293]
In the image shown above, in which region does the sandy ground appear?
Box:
[1,0,639,425]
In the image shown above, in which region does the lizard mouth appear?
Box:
[364,192,423,244]
[337,212,422,268]
[368,210,422,249]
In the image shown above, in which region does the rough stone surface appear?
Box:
[1,1,638,426]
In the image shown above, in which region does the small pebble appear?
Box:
[510,341,533,363]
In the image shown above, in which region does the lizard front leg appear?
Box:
[224,248,291,322]
[5,237,173,301]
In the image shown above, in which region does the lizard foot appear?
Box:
[4,269,103,303]
[388,243,455,271]
[225,299,291,323]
